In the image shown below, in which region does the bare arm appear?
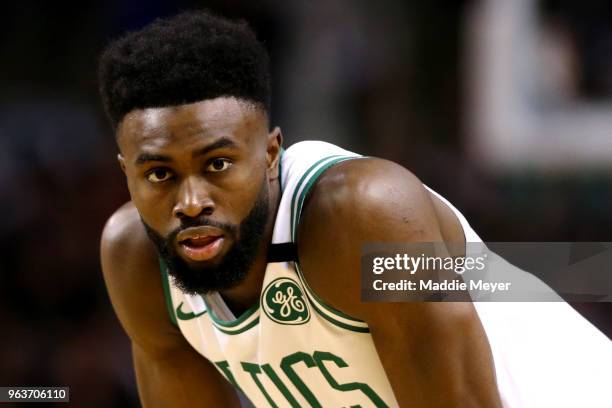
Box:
[297,158,502,407]
[100,203,240,407]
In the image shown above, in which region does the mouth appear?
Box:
[177,226,226,262]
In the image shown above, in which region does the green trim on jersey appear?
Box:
[290,155,345,242]
[308,299,370,333]
[296,263,370,333]
[159,258,178,327]
[289,156,371,333]
[202,296,260,334]
[204,299,259,328]
[214,317,260,335]
[291,156,355,241]
[295,262,366,324]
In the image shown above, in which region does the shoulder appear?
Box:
[101,202,183,355]
[295,156,477,326]
[101,202,149,257]
[296,157,500,405]
[297,157,442,245]
[101,202,158,289]
[296,157,443,300]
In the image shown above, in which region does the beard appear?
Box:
[142,179,270,295]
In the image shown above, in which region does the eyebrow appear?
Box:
[135,153,171,165]
[192,137,238,158]
[134,137,238,166]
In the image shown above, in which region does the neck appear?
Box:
[219,177,281,316]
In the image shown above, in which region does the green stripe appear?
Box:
[290,155,344,242]
[297,264,369,332]
[288,155,370,328]
[213,317,260,335]
[203,297,259,328]
[159,258,178,327]
[292,157,355,241]
[296,264,367,324]
[307,297,370,333]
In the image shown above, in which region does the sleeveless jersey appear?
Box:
[160,141,612,408]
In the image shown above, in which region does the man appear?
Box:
[99,11,611,407]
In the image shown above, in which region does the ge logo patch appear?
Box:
[262,278,310,325]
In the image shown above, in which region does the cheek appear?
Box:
[222,164,267,217]
[127,176,174,229]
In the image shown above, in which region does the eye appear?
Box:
[206,158,232,172]
[146,168,174,183]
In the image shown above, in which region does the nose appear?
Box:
[172,175,215,219]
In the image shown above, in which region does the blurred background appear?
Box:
[1,0,611,406]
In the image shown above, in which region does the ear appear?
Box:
[266,127,283,180]
[117,154,127,174]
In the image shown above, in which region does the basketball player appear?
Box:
[99,11,611,407]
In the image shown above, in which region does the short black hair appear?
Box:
[98,10,271,129]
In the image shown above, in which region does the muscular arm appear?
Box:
[297,158,502,407]
[100,203,240,407]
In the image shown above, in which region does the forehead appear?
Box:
[117,97,266,150]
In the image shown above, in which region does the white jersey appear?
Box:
[161,141,612,408]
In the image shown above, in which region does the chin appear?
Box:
[181,255,225,270]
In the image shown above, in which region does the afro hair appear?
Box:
[98,10,271,129]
